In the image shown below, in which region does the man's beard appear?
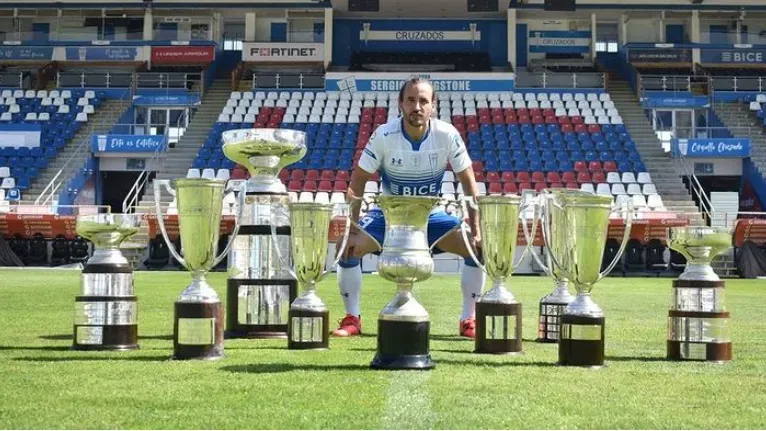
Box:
[405,113,426,127]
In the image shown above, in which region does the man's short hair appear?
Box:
[398,77,437,103]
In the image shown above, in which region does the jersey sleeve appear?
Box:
[447,128,472,173]
[357,127,383,174]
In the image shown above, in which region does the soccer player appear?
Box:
[332,77,486,339]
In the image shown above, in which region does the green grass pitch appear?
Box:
[1,269,765,429]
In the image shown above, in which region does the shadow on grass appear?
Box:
[0,345,73,351]
[13,354,171,362]
[436,358,559,368]
[604,355,670,363]
[38,334,71,341]
[221,363,371,374]
[139,334,174,341]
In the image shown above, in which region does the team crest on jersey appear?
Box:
[412,154,421,168]
[429,153,438,171]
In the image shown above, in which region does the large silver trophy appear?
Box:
[666,226,733,362]
[357,195,442,370]
[459,195,537,354]
[73,213,141,351]
[537,189,632,367]
[521,190,579,343]
[154,178,244,360]
[271,202,350,350]
[221,128,307,339]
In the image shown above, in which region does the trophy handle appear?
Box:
[513,200,538,270]
[269,203,299,280]
[597,200,634,282]
[539,194,574,282]
[457,196,487,273]
[153,179,187,269]
[520,196,548,273]
[210,180,247,269]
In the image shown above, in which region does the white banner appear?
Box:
[242,43,324,62]
[360,30,480,42]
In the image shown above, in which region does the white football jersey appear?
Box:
[358,117,472,196]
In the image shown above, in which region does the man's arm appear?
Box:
[455,167,480,240]
[346,166,373,223]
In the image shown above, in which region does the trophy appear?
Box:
[521,191,579,343]
[221,128,307,339]
[458,195,537,354]
[666,227,733,362]
[72,213,141,351]
[361,195,442,370]
[538,189,632,367]
[154,178,244,360]
[271,202,350,350]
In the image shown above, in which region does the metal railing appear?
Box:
[639,75,692,92]
[711,76,766,93]
[34,119,99,207]
[252,72,325,89]
[121,117,186,214]
[0,72,24,88]
[655,115,715,225]
[57,71,134,89]
[135,72,202,90]
[515,72,605,89]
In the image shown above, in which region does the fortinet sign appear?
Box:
[242,43,324,62]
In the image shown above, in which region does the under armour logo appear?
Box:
[471,293,480,298]
[391,158,402,166]
[341,292,350,298]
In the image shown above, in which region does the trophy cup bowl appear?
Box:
[154,178,244,360]
[370,195,441,370]
[221,128,306,340]
[271,201,351,350]
[540,189,632,367]
[459,195,535,355]
[72,213,142,351]
[666,226,733,362]
[221,128,307,194]
[667,227,732,282]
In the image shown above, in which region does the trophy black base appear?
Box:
[288,309,329,350]
[370,320,434,370]
[537,301,568,343]
[475,302,522,354]
[173,301,224,361]
[667,340,732,362]
[558,315,605,368]
[72,324,139,351]
[225,279,297,339]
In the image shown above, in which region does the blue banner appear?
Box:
[0,123,42,148]
[91,134,167,153]
[672,138,750,158]
[325,72,514,93]
[641,93,710,108]
[0,46,54,61]
[66,47,140,61]
[529,30,591,54]
[701,49,766,64]
[132,94,201,106]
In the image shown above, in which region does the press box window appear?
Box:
[349,0,379,12]
[468,0,498,12]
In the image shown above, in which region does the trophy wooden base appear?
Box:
[288,309,329,350]
[371,320,434,370]
[475,302,522,354]
[537,301,568,343]
[72,324,138,351]
[558,314,605,367]
[667,280,731,362]
[225,279,297,339]
[173,301,224,360]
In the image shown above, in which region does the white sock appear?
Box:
[461,264,486,320]
[338,264,362,317]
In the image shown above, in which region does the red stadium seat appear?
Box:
[503,182,518,194]
[546,172,561,183]
[576,172,591,183]
[531,171,545,183]
[321,170,335,181]
[603,161,618,172]
[591,171,606,183]
[501,171,515,183]
[534,182,547,192]
[565,182,579,189]
[549,182,564,189]
[574,161,588,172]
[574,124,587,133]
[305,169,320,181]
[488,182,503,195]
[290,170,305,181]
[518,182,533,191]
[303,180,317,192]
[474,170,485,182]
[336,170,350,182]
[561,172,576,183]
[334,181,348,192]
[288,180,302,192]
[486,171,500,182]
[589,161,603,172]
[516,171,531,183]
[472,161,484,172]
[588,124,601,133]
[318,180,333,192]
[279,170,289,181]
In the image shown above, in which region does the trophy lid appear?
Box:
[547,188,613,208]
[76,213,141,246]
[475,195,521,205]
[221,128,307,174]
